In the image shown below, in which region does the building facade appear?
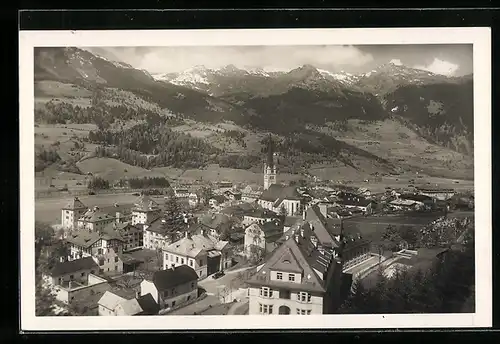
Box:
[61,197,88,230]
[140,266,198,310]
[131,195,162,226]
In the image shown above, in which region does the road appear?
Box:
[198,266,253,300]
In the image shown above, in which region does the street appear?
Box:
[198,266,254,302]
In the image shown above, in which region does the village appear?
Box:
[35,140,475,317]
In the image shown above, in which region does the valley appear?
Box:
[33,47,474,197]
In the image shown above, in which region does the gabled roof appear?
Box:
[78,208,116,223]
[148,265,198,292]
[242,208,278,219]
[199,213,231,230]
[136,293,160,315]
[49,257,98,276]
[62,197,87,210]
[164,233,228,258]
[246,233,327,293]
[103,221,141,235]
[98,291,126,311]
[133,195,160,212]
[305,205,338,248]
[260,184,301,202]
[115,298,143,316]
[145,217,186,236]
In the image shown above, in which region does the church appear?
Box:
[258,136,302,217]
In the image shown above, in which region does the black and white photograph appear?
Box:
[19,28,491,330]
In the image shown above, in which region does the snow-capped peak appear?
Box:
[318,69,358,85]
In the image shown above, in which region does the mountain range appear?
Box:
[33,47,474,180]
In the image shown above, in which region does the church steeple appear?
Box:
[264,134,277,190]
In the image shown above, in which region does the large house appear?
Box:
[43,257,111,305]
[241,208,279,227]
[65,229,125,274]
[61,197,88,230]
[140,266,198,310]
[241,185,262,203]
[245,222,345,315]
[76,206,116,232]
[103,222,143,252]
[143,216,187,250]
[197,213,233,239]
[244,220,284,260]
[131,195,162,226]
[163,230,231,279]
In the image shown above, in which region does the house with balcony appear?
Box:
[197,212,233,240]
[163,230,231,279]
[140,265,198,310]
[103,222,143,252]
[143,216,187,250]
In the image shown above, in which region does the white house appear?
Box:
[131,195,161,226]
[61,197,88,230]
[258,184,302,217]
[163,231,231,279]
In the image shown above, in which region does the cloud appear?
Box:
[389,59,403,66]
[413,58,459,76]
[87,45,374,74]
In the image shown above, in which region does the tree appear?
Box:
[200,186,213,206]
[35,276,57,316]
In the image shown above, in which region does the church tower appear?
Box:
[264,135,277,190]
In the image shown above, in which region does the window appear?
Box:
[99,268,104,274]
[69,274,74,280]
[181,258,185,264]
[260,287,271,297]
[307,310,311,315]
[176,256,179,263]
[288,274,295,282]
[107,258,110,263]
[199,260,203,266]
[187,295,191,301]
[259,304,273,314]
[114,257,118,263]
[172,301,176,307]
[115,265,118,271]
[298,292,311,303]
[81,272,85,277]
[98,248,103,255]
[276,272,283,280]
[191,282,195,289]
[189,260,193,267]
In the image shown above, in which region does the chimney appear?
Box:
[93,206,99,211]
[300,228,304,237]
[285,235,289,241]
[200,229,205,236]
[68,281,73,289]
[302,210,306,220]
[294,234,299,243]
[185,231,189,238]
[115,212,121,223]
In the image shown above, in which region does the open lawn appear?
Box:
[76,157,166,181]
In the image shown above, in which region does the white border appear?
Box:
[20,28,492,331]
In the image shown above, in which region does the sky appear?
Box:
[85,44,473,76]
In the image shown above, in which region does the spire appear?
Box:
[266,134,274,168]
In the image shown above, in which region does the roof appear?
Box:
[210,195,228,204]
[66,226,125,248]
[62,197,87,210]
[136,293,160,315]
[305,205,338,248]
[245,222,283,242]
[98,291,126,311]
[246,231,331,293]
[149,265,198,291]
[260,184,301,202]
[133,194,160,212]
[115,298,143,316]
[390,199,420,207]
[243,208,279,219]
[164,233,228,258]
[146,217,186,236]
[284,216,301,227]
[339,194,372,207]
[78,208,116,223]
[49,256,98,276]
[399,194,433,202]
[199,213,231,230]
[104,221,141,235]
